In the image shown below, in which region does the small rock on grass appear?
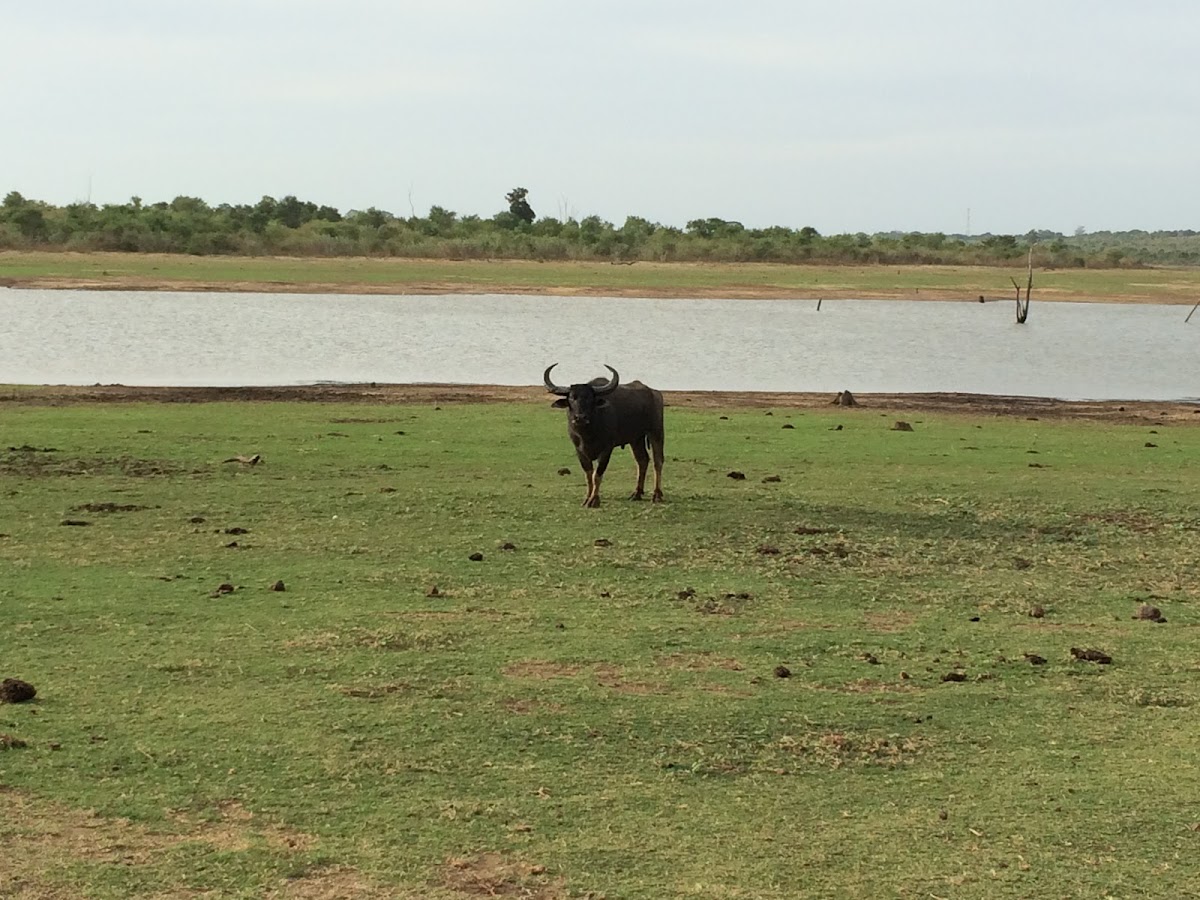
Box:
[270,580,286,592]
[891,421,914,432]
[774,665,791,679]
[1029,605,1046,618]
[468,552,484,562]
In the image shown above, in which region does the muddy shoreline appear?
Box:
[0,274,1187,304]
[4,383,1197,425]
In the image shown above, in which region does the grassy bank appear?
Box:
[3,398,1200,898]
[3,250,1200,302]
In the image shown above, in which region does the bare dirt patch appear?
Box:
[0,789,319,899]
[4,383,1197,426]
[338,681,413,700]
[70,501,151,513]
[593,664,669,695]
[0,450,197,478]
[777,731,928,768]
[863,610,918,633]
[655,652,745,672]
[441,852,564,899]
[502,660,584,680]
[270,864,388,900]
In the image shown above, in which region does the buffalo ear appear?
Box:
[551,398,569,408]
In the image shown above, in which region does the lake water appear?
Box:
[1,289,1197,400]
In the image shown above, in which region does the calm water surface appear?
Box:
[1,289,1196,400]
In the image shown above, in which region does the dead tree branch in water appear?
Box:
[1011,248,1033,324]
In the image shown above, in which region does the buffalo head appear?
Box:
[544,363,619,428]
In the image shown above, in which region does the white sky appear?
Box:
[4,1,1198,235]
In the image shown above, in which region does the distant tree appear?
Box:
[426,205,457,236]
[506,187,535,224]
[275,195,318,229]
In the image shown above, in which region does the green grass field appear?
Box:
[3,249,1200,302]
[3,398,1199,898]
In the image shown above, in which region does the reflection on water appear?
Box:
[1,289,1196,400]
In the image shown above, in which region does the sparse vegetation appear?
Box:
[4,188,1199,266]
[3,392,1199,897]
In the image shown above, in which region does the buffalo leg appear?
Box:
[629,440,650,500]
[585,448,613,507]
[576,454,596,506]
[650,430,665,503]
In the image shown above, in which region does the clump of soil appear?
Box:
[1029,605,1046,618]
[782,423,795,429]
[223,527,249,535]
[557,467,571,476]
[468,552,484,562]
[756,544,781,555]
[210,583,236,597]
[695,591,752,616]
[270,580,286,592]
[892,421,914,432]
[940,672,967,683]
[727,471,746,480]
[499,541,517,550]
[795,525,835,535]
[72,502,149,513]
[762,475,782,483]
[0,733,29,749]
[1134,604,1166,622]
[60,519,91,527]
[774,665,791,679]
[1071,647,1113,664]
[832,390,858,407]
[1,678,37,703]
[593,538,612,547]
[1024,653,1048,665]
[426,585,443,598]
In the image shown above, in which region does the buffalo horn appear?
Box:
[594,365,620,395]
[543,363,569,395]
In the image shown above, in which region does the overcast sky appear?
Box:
[5,1,1198,235]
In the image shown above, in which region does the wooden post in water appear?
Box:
[816,298,822,311]
[1186,300,1200,323]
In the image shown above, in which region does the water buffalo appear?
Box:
[544,363,664,507]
